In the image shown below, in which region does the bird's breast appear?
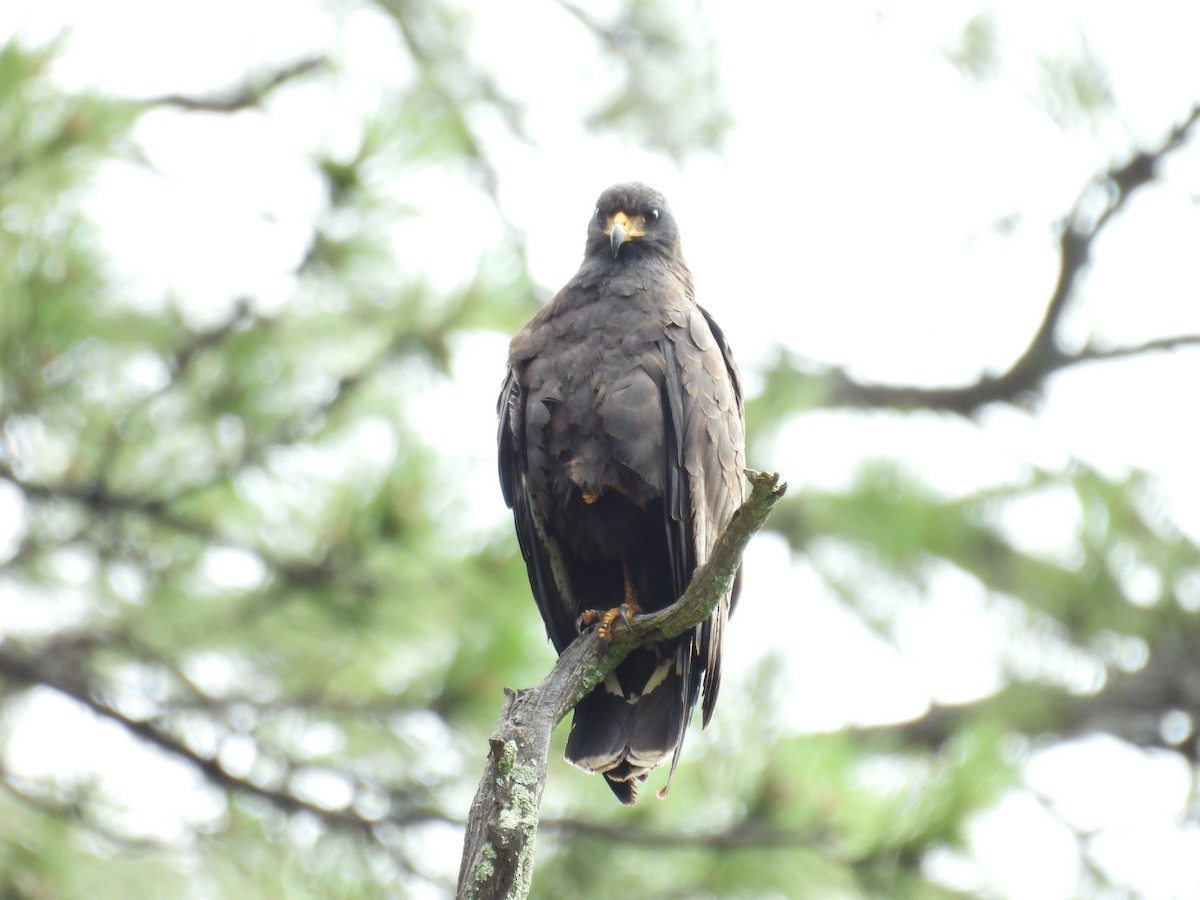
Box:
[522,308,668,514]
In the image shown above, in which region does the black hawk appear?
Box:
[498,182,746,803]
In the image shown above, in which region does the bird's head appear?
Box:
[586,182,680,262]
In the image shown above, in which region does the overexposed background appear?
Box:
[3,1,1199,896]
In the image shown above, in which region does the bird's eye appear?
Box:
[646,209,660,224]
[595,208,604,224]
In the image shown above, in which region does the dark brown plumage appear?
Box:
[498,183,745,803]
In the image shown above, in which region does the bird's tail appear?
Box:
[563,640,692,804]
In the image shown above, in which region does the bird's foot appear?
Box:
[597,603,636,640]
[578,561,642,639]
[579,603,639,640]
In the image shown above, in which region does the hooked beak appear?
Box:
[605,210,645,258]
[610,221,627,258]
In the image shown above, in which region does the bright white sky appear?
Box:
[3,0,1200,896]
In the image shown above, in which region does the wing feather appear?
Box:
[658,338,694,601]
[661,304,746,727]
[498,369,578,652]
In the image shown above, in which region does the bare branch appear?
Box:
[456,471,787,900]
[145,56,327,112]
[1074,333,1200,364]
[1001,102,1200,385]
[757,103,1200,420]
[819,330,1200,415]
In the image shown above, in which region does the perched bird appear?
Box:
[498,183,746,804]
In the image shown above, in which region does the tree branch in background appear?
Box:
[0,640,452,887]
[145,56,327,112]
[757,102,1200,420]
[853,628,1200,757]
[0,643,370,830]
[456,471,786,900]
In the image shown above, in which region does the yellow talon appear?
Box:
[596,607,621,640]
[596,604,636,640]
